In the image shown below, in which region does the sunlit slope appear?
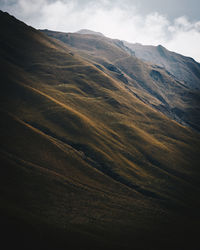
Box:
[1,11,200,249]
[43,29,200,131]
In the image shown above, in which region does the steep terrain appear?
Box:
[42,29,200,131]
[1,11,200,250]
[124,42,200,89]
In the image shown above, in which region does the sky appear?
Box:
[1,0,200,62]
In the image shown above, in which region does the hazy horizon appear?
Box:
[1,0,200,62]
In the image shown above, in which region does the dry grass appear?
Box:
[1,11,200,250]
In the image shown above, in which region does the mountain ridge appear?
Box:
[71,28,200,89]
[77,29,105,37]
[42,29,200,131]
[124,41,200,89]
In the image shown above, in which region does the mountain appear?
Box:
[124,42,200,90]
[77,29,105,37]
[1,11,200,250]
[42,29,200,131]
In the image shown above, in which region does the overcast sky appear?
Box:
[1,0,200,62]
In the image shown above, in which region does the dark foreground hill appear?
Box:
[1,11,200,250]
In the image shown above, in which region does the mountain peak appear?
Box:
[76,29,105,37]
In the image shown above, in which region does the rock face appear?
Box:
[1,11,200,250]
[42,29,200,131]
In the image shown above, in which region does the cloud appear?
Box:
[1,0,200,62]
[165,17,200,61]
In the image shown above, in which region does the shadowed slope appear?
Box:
[1,11,200,250]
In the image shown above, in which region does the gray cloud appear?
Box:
[1,0,200,61]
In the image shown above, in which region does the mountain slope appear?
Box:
[1,11,200,250]
[42,29,200,131]
[124,42,200,90]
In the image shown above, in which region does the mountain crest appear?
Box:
[76,29,105,37]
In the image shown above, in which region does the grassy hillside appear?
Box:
[42,29,200,131]
[1,11,200,250]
